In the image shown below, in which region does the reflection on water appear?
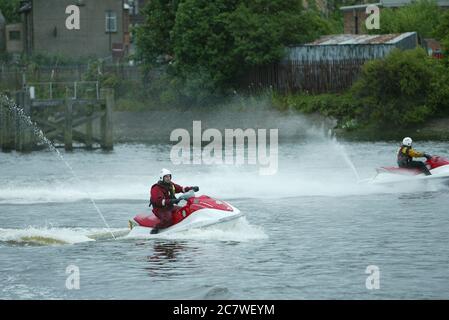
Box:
[148,241,186,261]
[398,191,442,200]
[140,240,196,279]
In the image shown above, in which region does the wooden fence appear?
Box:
[242,59,367,94]
[2,60,368,95]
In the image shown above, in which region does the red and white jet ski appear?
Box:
[127,191,244,236]
[371,155,449,185]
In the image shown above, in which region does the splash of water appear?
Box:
[0,94,116,239]
[328,133,361,182]
[0,226,129,246]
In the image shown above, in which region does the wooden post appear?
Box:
[64,98,73,151]
[1,98,14,152]
[14,90,33,152]
[85,104,93,150]
[101,89,113,151]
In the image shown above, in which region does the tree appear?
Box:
[368,0,442,38]
[434,10,449,55]
[0,0,21,23]
[169,0,331,89]
[134,0,180,69]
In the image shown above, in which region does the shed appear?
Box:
[285,32,418,62]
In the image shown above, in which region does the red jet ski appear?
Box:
[127,191,243,236]
[372,155,449,184]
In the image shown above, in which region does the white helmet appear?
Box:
[159,168,172,180]
[402,137,413,147]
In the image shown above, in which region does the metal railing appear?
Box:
[26,81,100,100]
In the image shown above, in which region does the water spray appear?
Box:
[0,94,116,240]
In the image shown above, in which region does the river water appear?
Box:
[1,131,449,299]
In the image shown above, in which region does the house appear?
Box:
[15,0,130,61]
[340,2,381,34]
[5,24,24,54]
[341,0,449,35]
[1,9,25,56]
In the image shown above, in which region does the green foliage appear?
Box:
[136,0,332,94]
[434,10,449,56]
[115,97,148,111]
[274,92,361,129]
[277,48,449,132]
[351,48,449,128]
[134,0,180,69]
[19,53,98,67]
[0,0,21,23]
[83,60,119,92]
[369,0,442,38]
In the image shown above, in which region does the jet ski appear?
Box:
[127,191,244,237]
[370,155,449,185]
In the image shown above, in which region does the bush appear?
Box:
[273,92,361,129]
[351,48,449,128]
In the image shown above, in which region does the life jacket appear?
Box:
[397,145,412,165]
[149,181,176,208]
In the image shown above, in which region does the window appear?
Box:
[128,0,139,15]
[9,31,21,41]
[133,0,139,15]
[105,11,117,33]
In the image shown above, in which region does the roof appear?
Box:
[382,0,449,7]
[340,0,449,10]
[340,3,382,11]
[304,32,417,46]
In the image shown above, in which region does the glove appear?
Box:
[192,186,199,192]
[169,198,180,205]
[424,154,432,160]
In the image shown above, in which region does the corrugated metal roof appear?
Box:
[340,0,449,10]
[382,0,449,7]
[286,32,418,62]
[340,3,382,11]
[304,32,416,45]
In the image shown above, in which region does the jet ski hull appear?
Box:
[127,205,244,237]
[370,164,449,186]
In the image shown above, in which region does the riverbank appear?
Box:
[110,109,449,143]
[333,117,449,141]
[111,109,337,143]
[271,91,449,142]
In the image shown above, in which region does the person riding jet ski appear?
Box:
[149,168,199,234]
[397,137,432,176]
